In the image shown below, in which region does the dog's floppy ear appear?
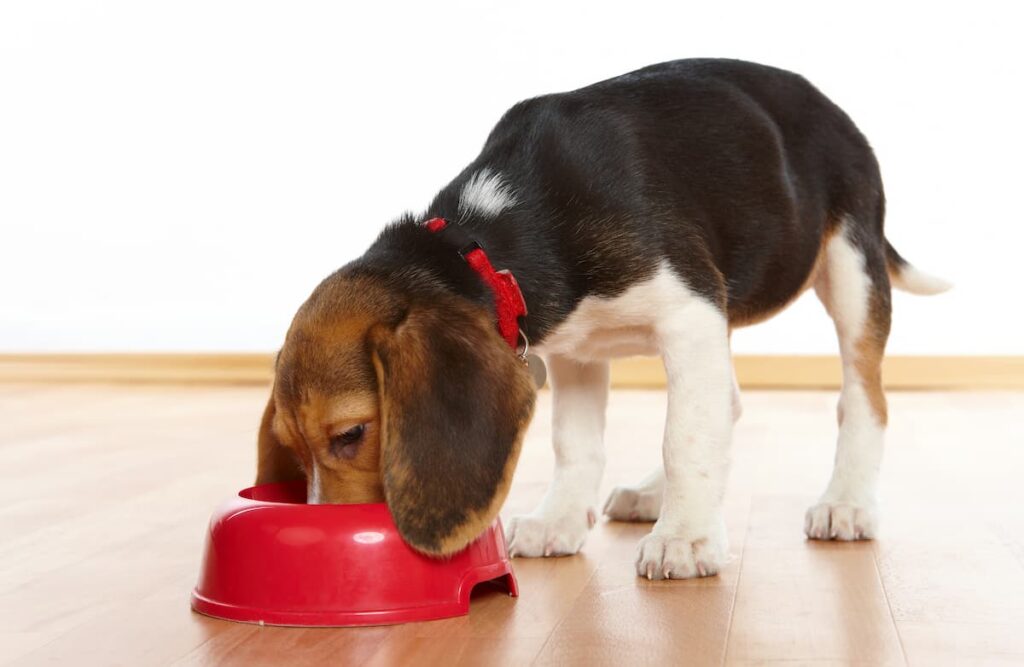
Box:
[255,391,304,485]
[370,295,536,556]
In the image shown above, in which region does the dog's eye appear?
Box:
[330,424,366,460]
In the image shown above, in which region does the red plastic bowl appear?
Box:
[191,481,518,627]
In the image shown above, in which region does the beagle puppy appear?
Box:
[257,58,948,579]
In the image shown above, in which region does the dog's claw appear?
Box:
[635,519,728,581]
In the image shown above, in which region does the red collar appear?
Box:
[424,217,527,350]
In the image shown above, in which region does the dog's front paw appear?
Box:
[603,484,662,522]
[635,521,728,580]
[804,501,878,541]
[507,508,597,558]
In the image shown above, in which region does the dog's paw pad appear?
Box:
[603,485,662,522]
[634,527,728,580]
[507,510,594,558]
[804,502,877,541]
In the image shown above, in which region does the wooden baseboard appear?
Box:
[612,356,1024,390]
[1,353,1021,389]
[0,354,274,385]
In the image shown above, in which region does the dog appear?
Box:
[256,58,949,579]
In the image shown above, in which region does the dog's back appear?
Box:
[436,58,885,327]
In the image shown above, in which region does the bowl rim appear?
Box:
[237,480,386,510]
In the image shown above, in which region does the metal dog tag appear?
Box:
[515,327,546,388]
[526,353,547,389]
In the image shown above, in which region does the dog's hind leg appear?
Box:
[805,222,891,540]
[507,356,609,557]
[604,465,665,522]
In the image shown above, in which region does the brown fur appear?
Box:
[256,278,390,497]
[256,274,536,555]
[854,289,891,426]
[369,292,536,555]
[255,394,303,485]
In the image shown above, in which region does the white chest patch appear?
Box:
[536,262,704,362]
[459,168,517,217]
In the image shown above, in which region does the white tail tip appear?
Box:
[891,265,953,295]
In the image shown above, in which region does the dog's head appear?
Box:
[257,271,536,555]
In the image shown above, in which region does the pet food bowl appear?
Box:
[190,481,518,627]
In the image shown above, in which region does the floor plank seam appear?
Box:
[527,555,604,665]
[871,541,910,667]
[719,498,752,667]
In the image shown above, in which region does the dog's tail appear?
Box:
[884,240,952,295]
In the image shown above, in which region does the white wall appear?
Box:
[1,1,1020,354]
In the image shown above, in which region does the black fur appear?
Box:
[346,58,887,342]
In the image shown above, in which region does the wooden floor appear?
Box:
[2,385,1023,666]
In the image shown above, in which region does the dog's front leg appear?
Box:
[507,355,608,557]
[636,300,732,579]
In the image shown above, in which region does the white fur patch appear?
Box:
[604,466,665,522]
[534,265,682,362]
[513,263,733,578]
[507,356,609,557]
[307,464,322,504]
[819,227,870,344]
[891,263,952,295]
[458,168,517,217]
